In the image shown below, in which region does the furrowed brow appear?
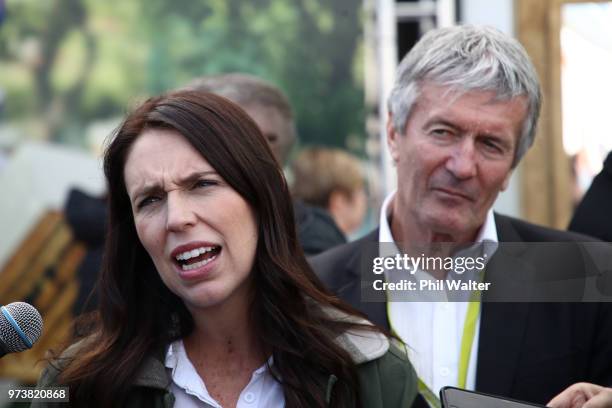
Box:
[130,170,219,203]
[176,170,218,186]
[131,183,163,204]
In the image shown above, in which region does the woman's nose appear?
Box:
[166,192,196,232]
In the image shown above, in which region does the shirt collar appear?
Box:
[165,339,217,405]
[378,190,499,244]
[164,340,277,407]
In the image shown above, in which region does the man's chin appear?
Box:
[422,212,478,240]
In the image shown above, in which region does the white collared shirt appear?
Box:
[379,190,499,401]
[165,339,285,408]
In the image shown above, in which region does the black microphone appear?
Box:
[0,302,43,358]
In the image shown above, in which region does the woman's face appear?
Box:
[123,128,258,311]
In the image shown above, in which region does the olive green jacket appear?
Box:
[32,316,416,407]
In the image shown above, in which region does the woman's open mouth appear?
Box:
[174,245,222,271]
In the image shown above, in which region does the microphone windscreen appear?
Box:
[0,302,43,352]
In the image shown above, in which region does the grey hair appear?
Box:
[185,73,294,120]
[388,25,542,166]
[183,73,297,164]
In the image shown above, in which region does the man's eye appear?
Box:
[431,128,453,137]
[481,138,503,153]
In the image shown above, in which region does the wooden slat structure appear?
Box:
[0,211,85,384]
[515,0,611,228]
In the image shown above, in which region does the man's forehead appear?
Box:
[417,83,527,108]
[414,84,527,125]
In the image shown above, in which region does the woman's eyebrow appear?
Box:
[130,183,163,204]
[176,170,218,185]
[131,170,219,200]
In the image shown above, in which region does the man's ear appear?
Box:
[387,113,400,164]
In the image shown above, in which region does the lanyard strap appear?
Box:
[418,378,442,408]
[387,291,482,407]
[458,300,480,389]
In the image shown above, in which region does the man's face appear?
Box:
[388,83,528,241]
[242,104,294,166]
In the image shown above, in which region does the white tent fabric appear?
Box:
[0,142,105,269]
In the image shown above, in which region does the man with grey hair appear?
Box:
[185,73,297,166]
[185,73,346,255]
[311,25,612,407]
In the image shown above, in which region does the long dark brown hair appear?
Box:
[56,91,376,407]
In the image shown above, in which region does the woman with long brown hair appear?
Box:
[34,91,416,407]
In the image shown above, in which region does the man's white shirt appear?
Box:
[379,190,499,400]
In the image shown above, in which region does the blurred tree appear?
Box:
[284,0,364,150]
[0,0,364,152]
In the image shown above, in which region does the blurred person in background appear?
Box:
[184,73,296,165]
[33,91,417,407]
[185,73,347,255]
[569,151,612,242]
[64,188,105,317]
[292,147,367,238]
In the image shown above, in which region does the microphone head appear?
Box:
[0,302,43,353]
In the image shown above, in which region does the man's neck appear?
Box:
[392,197,477,242]
[389,197,480,278]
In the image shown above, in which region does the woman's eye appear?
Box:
[137,196,159,209]
[194,179,217,189]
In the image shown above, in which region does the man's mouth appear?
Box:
[173,245,221,271]
[433,187,475,202]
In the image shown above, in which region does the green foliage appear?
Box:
[0,0,365,153]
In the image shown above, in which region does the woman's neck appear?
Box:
[183,295,267,408]
[183,288,265,366]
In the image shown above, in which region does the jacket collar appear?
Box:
[475,213,530,397]
[317,304,392,406]
[321,304,389,364]
[133,352,171,389]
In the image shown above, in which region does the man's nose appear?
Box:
[445,139,477,179]
[166,192,196,232]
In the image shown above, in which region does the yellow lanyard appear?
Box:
[418,378,443,408]
[458,299,480,388]
[388,295,482,407]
